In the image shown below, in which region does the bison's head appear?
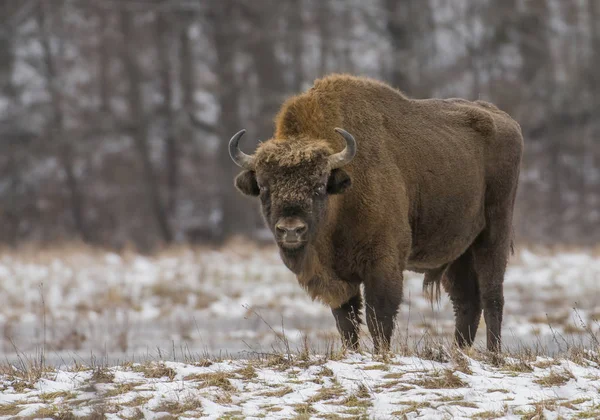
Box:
[229,128,356,258]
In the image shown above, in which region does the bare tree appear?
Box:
[287,0,305,92]
[155,11,179,215]
[38,2,92,243]
[206,0,258,241]
[120,10,173,244]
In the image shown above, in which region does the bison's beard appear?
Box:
[279,243,309,274]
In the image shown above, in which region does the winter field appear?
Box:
[1,240,600,418]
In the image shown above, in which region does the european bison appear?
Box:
[229,74,523,353]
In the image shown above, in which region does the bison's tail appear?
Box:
[422,265,447,306]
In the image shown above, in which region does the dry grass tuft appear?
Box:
[501,359,534,373]
[412,369,468,389]
[152,398,202,415]
[338,384,371,409]
[487,388,510,394]
[319,366,334,377]
[132,362,176,380]
[362,363,389,371]
[533,369,575,387]
[0,402,23,416]
[235,364,257,379]
[103,382,143,398]
[185,371,235,391]
[259,385,293,397]
[383,371,405,379]
[39,391,78,402]
[534,359,561,369]
[471,409,507,419]
[308,383,344,402]
[193,359,213,368]
[448,347,473,374]
[120,395,153,408]
[392,401,432,416]
[560,397,590,409]
[291,403,316,419]
[91,367,115,383]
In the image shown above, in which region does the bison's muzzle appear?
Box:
[275,217,308,249]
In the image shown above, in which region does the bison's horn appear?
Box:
[329,128,357,169]
[229,129,256,170]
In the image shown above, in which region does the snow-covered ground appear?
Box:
[2,350,600,418]
[0,242,599,360]
[0,242,599,418]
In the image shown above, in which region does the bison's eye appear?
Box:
[314,184,326,197]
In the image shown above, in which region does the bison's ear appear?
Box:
[327,169,351,195]
[234,170,260,196]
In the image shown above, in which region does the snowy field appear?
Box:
[0,241,600,418]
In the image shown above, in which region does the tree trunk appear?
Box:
[208,0,259,241]
[179,15,194,110]
[38,2,92,243]
[317,0,331,76]
[156,12,178,216]
[98,8,111,113]
[289,0,304,92]
[384,0,413,92]
[243,1,287,141]
[120,10,173,244]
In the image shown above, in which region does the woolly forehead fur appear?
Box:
[255,137,334,168]
[253,137,334,201]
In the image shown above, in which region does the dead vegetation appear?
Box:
[533,368,575,387]
[131,362,176,380]
[411,369,469,389]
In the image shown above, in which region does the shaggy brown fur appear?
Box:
[232,74,523,353]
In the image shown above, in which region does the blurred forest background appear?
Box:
[0,0,598,251]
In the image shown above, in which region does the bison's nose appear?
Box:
[275,218,307,242]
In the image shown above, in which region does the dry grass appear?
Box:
[383,371,405,379]
[103,382,144,398]
[338,384,372,409]
[91,367,115,383]
[120,395,153,408]
[487,388,510,394]
[39,390,78,402]
[533,369,575,387]
[500,359,534,373]
[152,398,202,415]
[412,369,469,389]
[392,401,432,416]
[234,364,257,379]
[319,366,334,377]
[185,371,235,391]
[471,409,507,419]
[362,363,389,371]
[447,400,479,408]
[0,402,24,416]
[132,362,176,380]
[534,359,561,369]
[560,398,591,409]
[307,383,344,402]
[259,385,294,397]
[291,403,316,419]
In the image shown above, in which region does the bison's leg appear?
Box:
[364,262,403,353]
[443,249,481,348]
[332,293,363,350]
[472,212,513,353]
